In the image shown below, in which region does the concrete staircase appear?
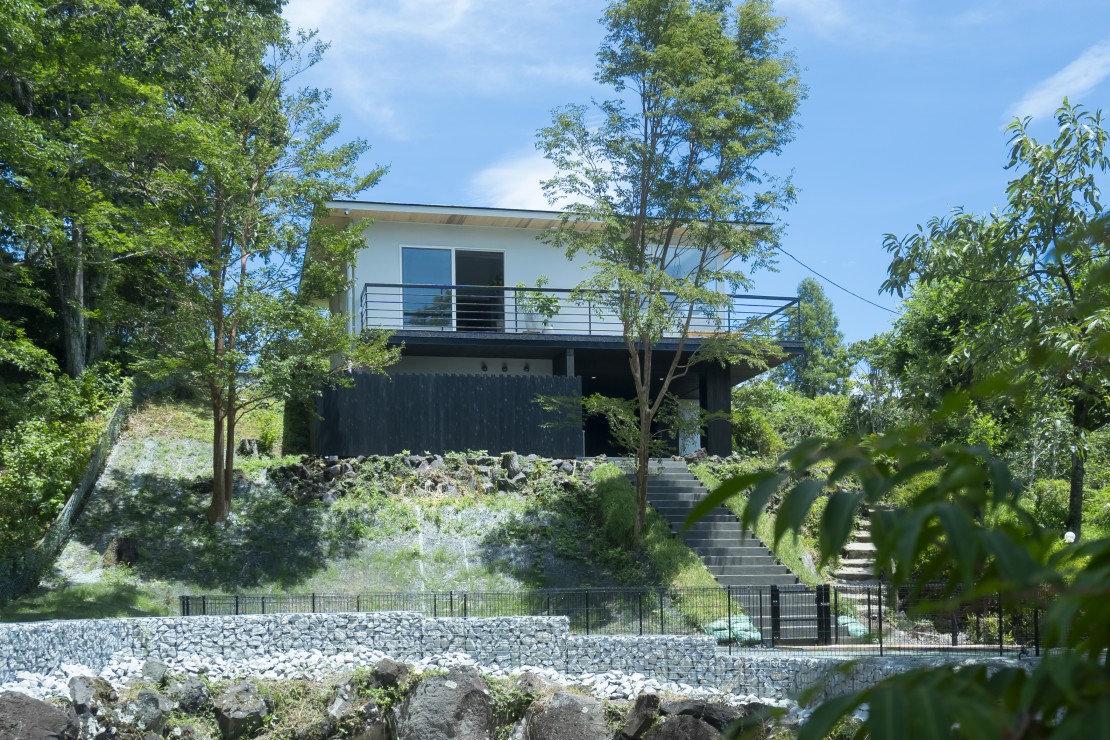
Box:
[627,458,819,643]
[832,508,880,583]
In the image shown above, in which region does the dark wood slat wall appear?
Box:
[315,373,583,457]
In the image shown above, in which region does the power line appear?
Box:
[776,245,901,315]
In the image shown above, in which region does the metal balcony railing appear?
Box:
[360,283,800,340]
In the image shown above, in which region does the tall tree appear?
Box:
[773,277,850,396]
[883,101,1109,538]
[146,7,397,523]
[538,0,802,541]
[0,0,173,377]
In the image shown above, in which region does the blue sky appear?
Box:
[283,0,1110,344]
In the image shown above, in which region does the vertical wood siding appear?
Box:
[315,373,583,457]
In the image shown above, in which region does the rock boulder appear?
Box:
[524,691,608,740]
[395,666,492,740]
[212,681,270,739]
[644,714,720,739]
[0,691,78,740]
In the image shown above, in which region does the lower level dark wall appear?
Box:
[315,372,583,457]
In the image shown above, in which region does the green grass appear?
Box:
[589,464,720,592]
[0,582,172,621]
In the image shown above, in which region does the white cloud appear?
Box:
[1008,39,1110,121]
[283,0,587,140]
[773,0,917,44]
[467,153,558,210]
[774,0,853,30]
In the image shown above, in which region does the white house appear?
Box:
[309,201,802,458]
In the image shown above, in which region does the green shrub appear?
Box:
[0,366,123,556]
[732,407,783,456]
[1026,479,1070,530]
[1083,488,1110,535]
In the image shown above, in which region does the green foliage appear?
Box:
[881,100,1110,536]
[732,380,848,453]
[774,278,852,396]
[703,225,1110,739]
[514,275,561,323]
[0,366,123,556]
[538,0,802,541]
[487,677,539,739]
[1025,479,1071,530]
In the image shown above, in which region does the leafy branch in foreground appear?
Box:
[692,232,1110,739]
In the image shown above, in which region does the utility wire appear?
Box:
[776,245,901,315]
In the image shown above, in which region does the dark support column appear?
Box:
[701,363,732,456]
[554,348,575,376]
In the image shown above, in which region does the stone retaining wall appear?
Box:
[0,612,1022,701]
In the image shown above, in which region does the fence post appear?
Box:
[585,590,590,635]
[833,588,840,644]
[998,592,1004,656]
[463,593,468,618]
[638,592,643,636]
[234,595,239,616]
[659,590,664,635]
[311,593,317,613]
[202,595,207,616]
[770,585,781,645]
[726,586,733,655]
[1033,603,1040,657]
[759,589,765,647]
[450,591,454,617]
[877,584,884,657]
[816,585,831,645]
[179,595,187,616]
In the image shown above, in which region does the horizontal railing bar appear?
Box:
[361,282,799,302]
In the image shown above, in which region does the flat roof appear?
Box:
[323,200,579,231]
[323,200,770,232]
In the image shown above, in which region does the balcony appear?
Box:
[360,283,800,341]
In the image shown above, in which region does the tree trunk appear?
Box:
[1066,400,1091,539]
[55,224,87,378]
[1067,448,1085,540]
[85,266,108,367]
[208,402,228,524]
[634,404,652,544]
[223,382,237,511]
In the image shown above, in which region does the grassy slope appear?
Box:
[2,396,722,621]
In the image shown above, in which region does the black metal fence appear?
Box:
[180,583,1045,658]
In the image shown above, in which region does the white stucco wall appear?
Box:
[350,220,606,333]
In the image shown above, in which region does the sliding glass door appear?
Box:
[401,248,505,331]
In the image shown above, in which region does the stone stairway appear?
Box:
[832,507,880,583]
[625,458,818,643]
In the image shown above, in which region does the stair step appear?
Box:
[842,542,876,554]
[712,574,800,587]
[839,558,874,569]
[706,565,796,577]
[640,459,803,589]
[698,554,782,567]
[682,538,771,552]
